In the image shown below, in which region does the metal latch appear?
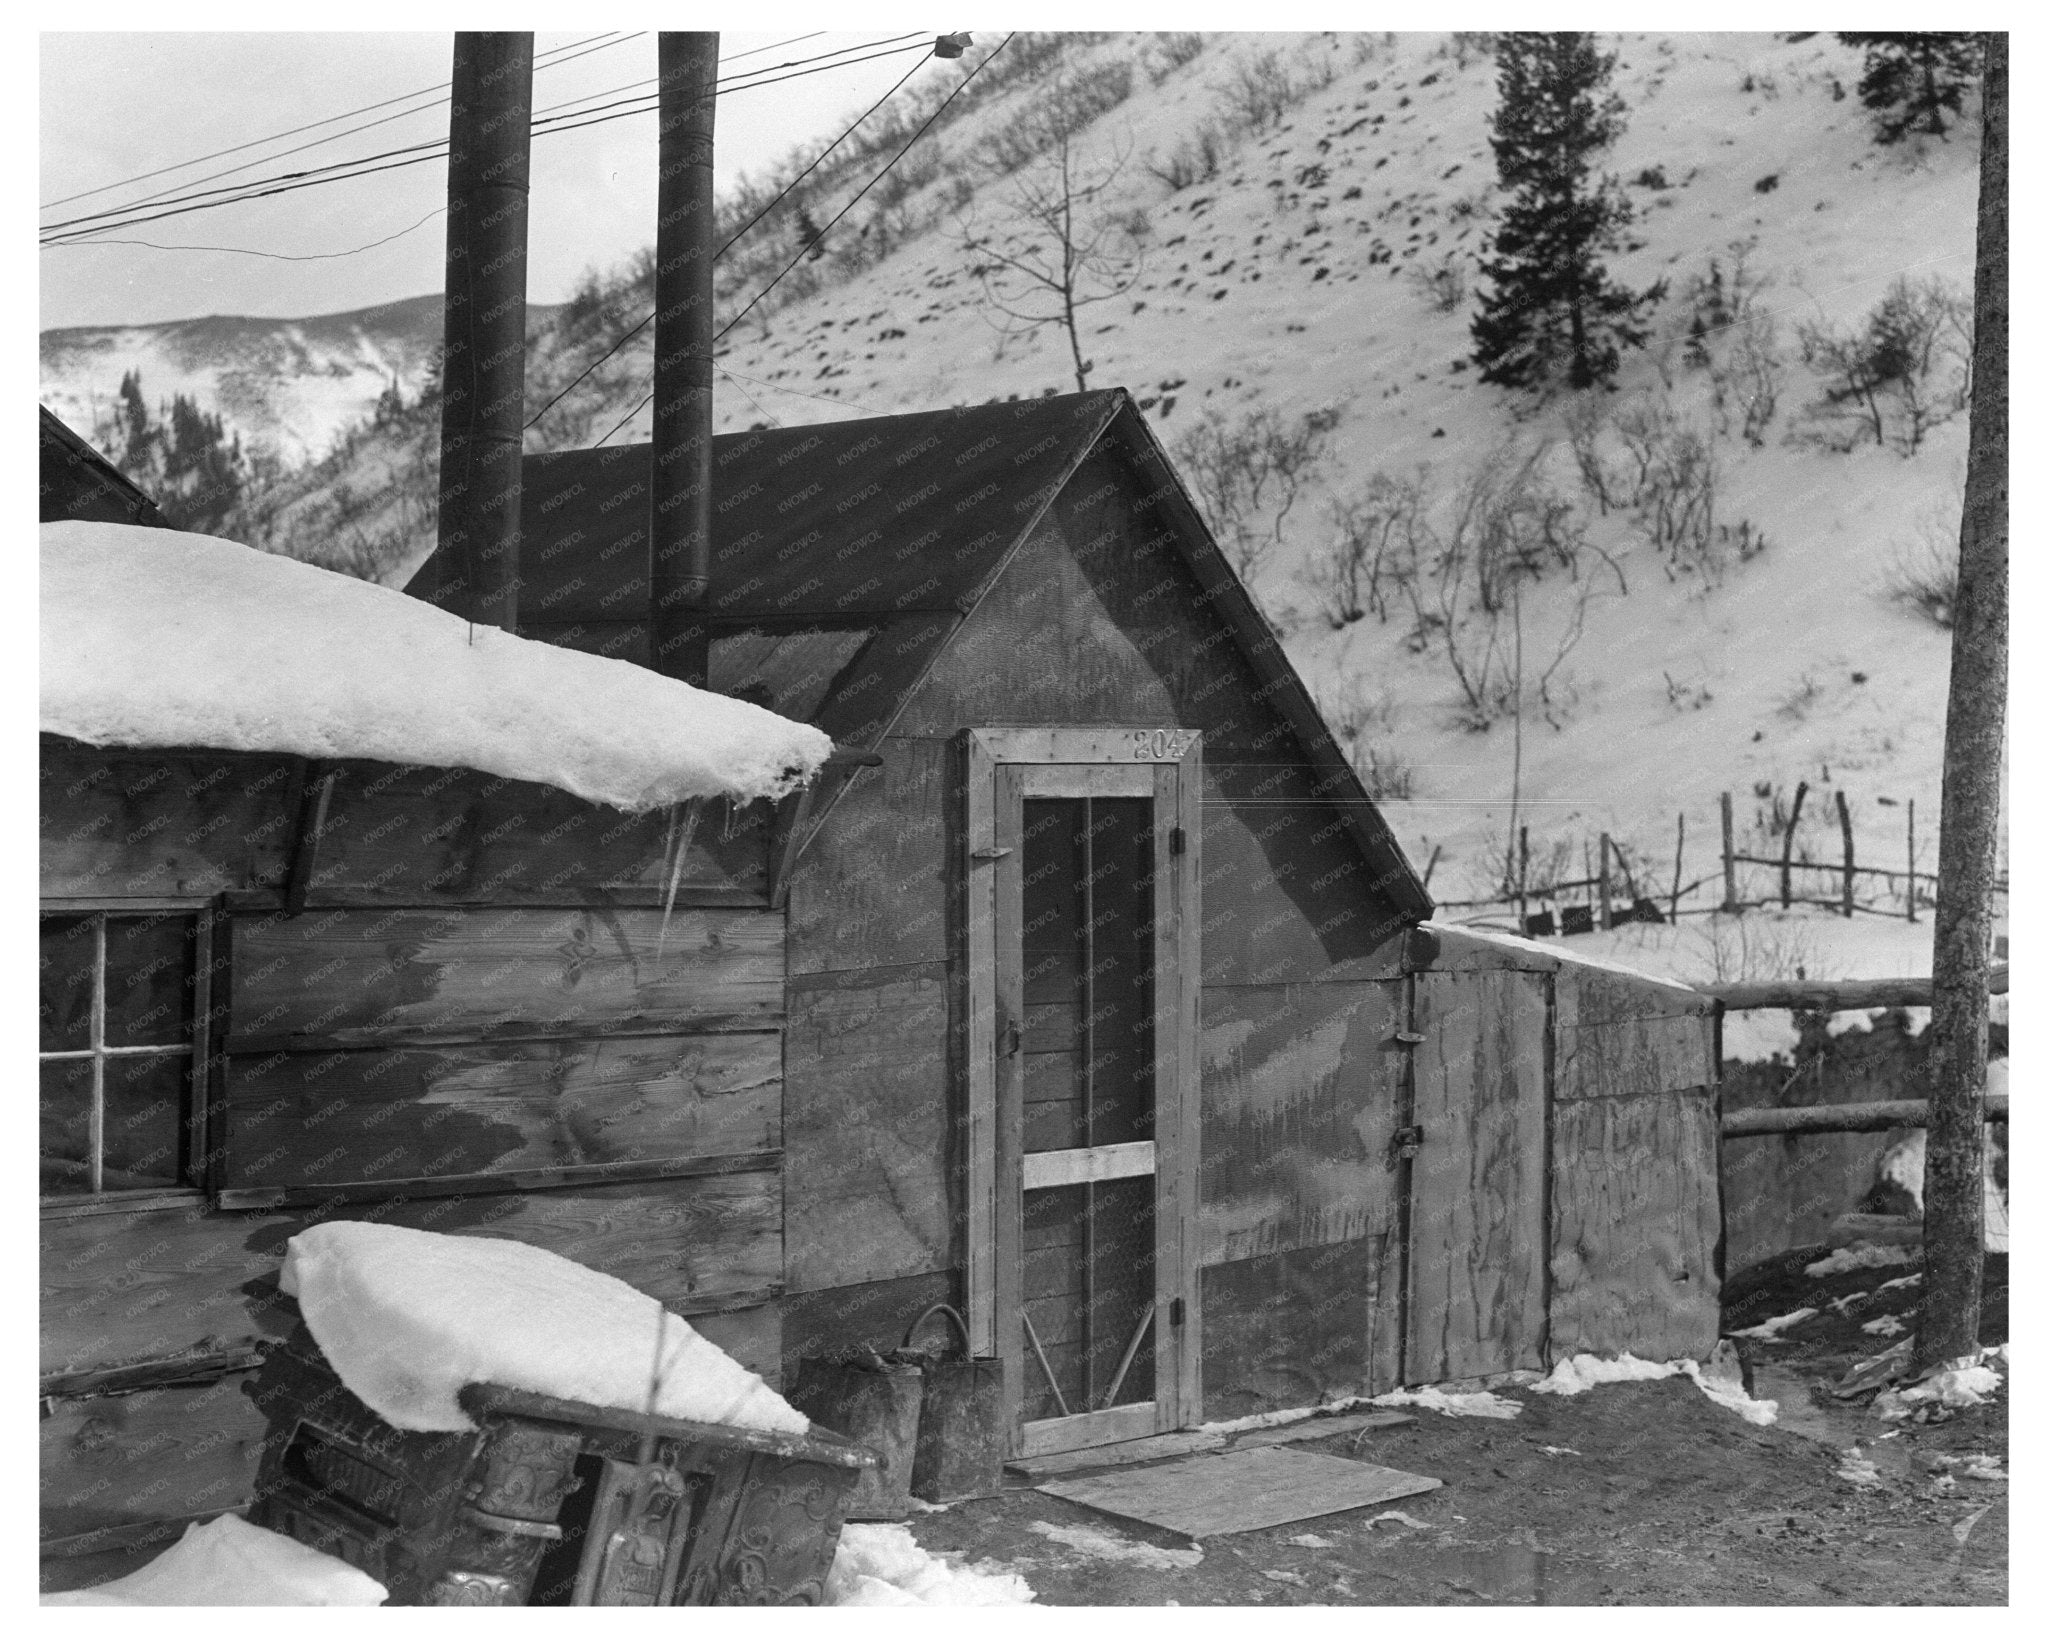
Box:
[999,1019,1022,1057]
[1391,1125,1425,1160]
[971,846,1013,861]
[1392,1031,1426,1046]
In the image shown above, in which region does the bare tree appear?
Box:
[957,134,1146,393]
[1917,31,2006,1373]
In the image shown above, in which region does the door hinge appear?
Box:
[1391,1124,1425,1160]
[1169,1297,1186,1328]
[1392,1031,1426,1046]
[971,846,1013,862]
[1169,826,1187,857]
[999,1018,1022,1057]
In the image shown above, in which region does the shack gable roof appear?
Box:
[39,406,169,530]
[404,389,1431,921]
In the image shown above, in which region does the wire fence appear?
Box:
[1438,788,2009,939]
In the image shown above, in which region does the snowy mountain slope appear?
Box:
[45,31,1993,944]
[42,293,526,467]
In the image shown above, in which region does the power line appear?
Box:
[42,36,942,244]
[39,206,448,263]
[595,34,1014,448]
[524,51,929,433]
[40,32,630,217]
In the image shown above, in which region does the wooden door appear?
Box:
[964,730,1201,1457]
[1403,968,1550,1383]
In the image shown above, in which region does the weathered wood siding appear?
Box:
[1405,969,1550,1382]
[1546,961,1720,1360]
[41,746,787,1553]
[777,445,1411,1419]
[1199,1237,1400,1418]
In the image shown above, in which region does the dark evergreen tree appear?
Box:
[794,206,828,261]
[1469,33,1662,390]
[1837,33,1982,143]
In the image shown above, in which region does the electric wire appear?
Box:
[41,36,941,244]
[594,33,1013,448]
[39,206,447,263]
[523,51,928,433]
[39,30,624,214]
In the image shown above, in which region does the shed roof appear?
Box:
[406,389,1431,921]
[39,406,169,530]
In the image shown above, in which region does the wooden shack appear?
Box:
[40,390,1721,1580]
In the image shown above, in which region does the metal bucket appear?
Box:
[786,1351,924,1522]
[898,1305,1006,1505]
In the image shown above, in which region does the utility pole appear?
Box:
[1917,31,2007,1372]
[650,33,719,686]
[432,33,533,631]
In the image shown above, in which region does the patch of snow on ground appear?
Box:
[41,1515,386,1606]
[1878,1272,1924,1292]
[1862,1314,1909,1338]
[1530,1352,1778,1426]
[1026,1520,1203,1571]
[1366,1511,1434,1531]
[827,1524,1035,1605]
[280,1221,805,1435]
[1730,1307,1819,1340]
[1806,1243,1918,1278]
[1835,1449,1885,1488]
[1200,1397,1371,1435]
[41,521,832,808]
[1371,1386,1523,1419]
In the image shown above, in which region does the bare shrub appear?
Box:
[1215,49,1300,136]
[1407,251,1467,313]
[1146,120,1227,191]
[1608,397,1721,580]
[977,60,1135,174]
[1318,678,1414,796]
[1148,31,1207,81]
[1310,473,1428,628]
[1795,274,1974,454]
[1173,403,1336,583]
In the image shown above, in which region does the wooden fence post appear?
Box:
[1837,790,1854,917]
[1780,781,1808,910]
[1517,825,1529,932]
[1720,791,1737,912]
[1598,832,1613,929]
[1892,802,1908,929]
[1671,812,1686,924]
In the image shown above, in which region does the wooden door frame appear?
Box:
[961,726,1203,1449]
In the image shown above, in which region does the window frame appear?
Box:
[38,896,218,1214]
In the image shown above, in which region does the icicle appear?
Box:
[656,798,702,962]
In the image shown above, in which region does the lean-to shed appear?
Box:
[40,392,1721,1577]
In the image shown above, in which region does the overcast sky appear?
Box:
[38,28,957,331]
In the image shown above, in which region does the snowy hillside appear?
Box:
[43,30,1996,966]
[41,293,453,466]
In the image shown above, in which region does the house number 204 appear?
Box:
[1130,729,1193,760]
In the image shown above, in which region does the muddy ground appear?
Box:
[903,1252,2009,1606]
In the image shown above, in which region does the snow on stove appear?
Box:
[40,520,831,809]
[280,1221,806,1436]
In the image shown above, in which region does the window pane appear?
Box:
[100,1053,187,1190]
[39,914,95,1053]
[39,1058,94,1194]
[105,914,196,1048]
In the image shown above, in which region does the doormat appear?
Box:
[1037,1444,1441,1539]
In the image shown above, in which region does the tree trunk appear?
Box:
[1916,30,2006,1372]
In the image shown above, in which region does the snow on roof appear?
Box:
[1419,921,1703,992]
[41,1515,386,1606]
[40,521,832,809]
[280,1221,806,1436]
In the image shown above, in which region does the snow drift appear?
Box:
[280,1221,806,1435]
[39,520,832,808]
[41,1515,387,1606]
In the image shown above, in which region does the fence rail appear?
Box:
[1704,965,2009,1013]
[1723,1094,2009,1138]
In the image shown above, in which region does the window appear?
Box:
[38,909,209,1198]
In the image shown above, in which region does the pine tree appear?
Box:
[1837,34,1982,143]
[1469,33,1661,390]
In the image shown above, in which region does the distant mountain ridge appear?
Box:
[39,293,558,468]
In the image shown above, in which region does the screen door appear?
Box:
[964,729,1201,1459]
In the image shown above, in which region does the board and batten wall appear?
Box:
[39,739,787,1569]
